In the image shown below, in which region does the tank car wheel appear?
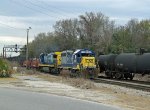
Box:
[129,73,134,80]
[114,72,123,79]
[124,75,128,80]
[105,70,113,79]
[124,73,129,80]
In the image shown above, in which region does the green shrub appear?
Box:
[0,59,12,77]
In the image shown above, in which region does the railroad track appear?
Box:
[93,78,150,92]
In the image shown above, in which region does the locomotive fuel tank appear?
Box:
[114,53,136,73]
[98,54,117,72]
[136,53,150,74]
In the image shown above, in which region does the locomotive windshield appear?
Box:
[53,54,57,58]
[81,53,94,57]
[61,53,66,56]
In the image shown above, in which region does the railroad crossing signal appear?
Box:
[2,44,26,58]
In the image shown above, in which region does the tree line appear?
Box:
[24,12,150,58]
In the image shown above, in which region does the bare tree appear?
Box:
[79,12,115,54]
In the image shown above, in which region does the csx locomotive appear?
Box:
[60,49,97,78]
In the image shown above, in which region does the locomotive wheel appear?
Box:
[88,69,95,79]
[57,69,60,74]
[49,68,52,73]
[81,69,88,79]
[79,69,98,79]
[50,68,60,75]
[59,69,70,78]
[70,69,80,78]
[93,69,98,79]
[114,72,123,79]
[38,67,43,72]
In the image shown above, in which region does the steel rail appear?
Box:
[93,78,150,92]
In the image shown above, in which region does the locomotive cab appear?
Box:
[72,49,97,78]
[47,52,62,73]
[53,52,62,67]
[72,50,96,70]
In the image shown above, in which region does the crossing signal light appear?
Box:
[15,44,17,53]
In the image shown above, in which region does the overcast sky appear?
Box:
[0,0,150,56]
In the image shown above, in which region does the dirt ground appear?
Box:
[134,74,150,82]
[0,71,150,110]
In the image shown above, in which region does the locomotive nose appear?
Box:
[81,57,96,68]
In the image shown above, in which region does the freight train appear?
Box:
[98,50,150,80]
[23,48,150,80]
[23,49,97,78]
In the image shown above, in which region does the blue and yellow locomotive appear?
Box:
[38,49,97,78]
[60,49,97,78]
[39,52,61,74]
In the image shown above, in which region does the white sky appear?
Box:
[0,0,150,57]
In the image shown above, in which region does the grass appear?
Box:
[63,78,96,89]
[16,66,96,90]
[0,77,18,81]
[36,69,96,89]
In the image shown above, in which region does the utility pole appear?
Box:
[2,47,6,58]
[26,27,32,68]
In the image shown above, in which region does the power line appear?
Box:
[36,0,82,16]
[9,0,60,19]
[0,22,25,30]
[36,0,75,14]
[0,0,67,32]
[24,0,63,16]
[0,0,80,34]
[29,0,72,18]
